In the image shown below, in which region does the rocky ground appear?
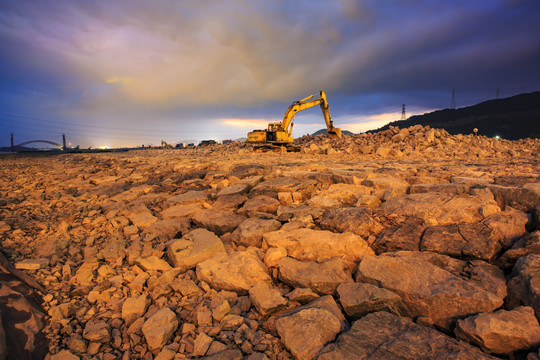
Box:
[0,125,539,360]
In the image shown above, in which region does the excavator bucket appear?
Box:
[328,127,342,139]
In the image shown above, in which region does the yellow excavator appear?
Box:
[247,90,342,146]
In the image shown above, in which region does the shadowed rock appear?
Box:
[372,217,425,253]
[318,311,497,359]
[420,222,503,261]
[507,254,540,321]
[486,183,540,212]
[498,231,540,269]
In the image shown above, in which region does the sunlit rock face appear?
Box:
[1,127,539,359]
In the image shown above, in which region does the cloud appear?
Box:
[222,118,271,128]
[0,0,539,147]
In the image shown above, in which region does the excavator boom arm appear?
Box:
[280,91,341,138]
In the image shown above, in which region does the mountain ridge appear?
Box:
[368,91,540,140]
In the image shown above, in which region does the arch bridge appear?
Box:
[14,140,62,149]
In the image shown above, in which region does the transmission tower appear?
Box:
[451,88,456,109]
[401,104,406,120]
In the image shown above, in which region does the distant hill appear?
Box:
[371,91,540,140]
[312,129,354,136]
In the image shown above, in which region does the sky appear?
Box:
[1,0,539,148]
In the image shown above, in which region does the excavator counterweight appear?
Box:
[247,91,342,146]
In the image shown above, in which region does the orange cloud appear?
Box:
[222,118,271,128]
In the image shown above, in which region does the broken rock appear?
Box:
[230,217,281,247]
[122,294,148,326]
[379,192,498,225]
[357,251,504,328]
[455,306,540,354]
[167,228,226,271]
[278,257,353,295]
[318,311,496,359]
[191,209,247,235]
[420,222,502,261]
[319,207,383,237]
[264,228,374,263]
[142,307,178,352]
[275,296,346,360]
[196,250,272,294]
[337,282,408,319]
[249,281,288,316]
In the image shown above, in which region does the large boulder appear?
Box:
[127,206,158,227]
[249,281,288,316]
[336,282,408,319]
[420,222,503,261]
[216,183,250,197]
[275,296,346,360]
[250,177,318,198]
[230,218,281,247]
[278,257,353,295]
[166,190,209,205]
[307,184,371,208]
[455,306,540,354]
[379,192,499,225]
[318,207,383,237]
[363,177,409,190]
[191,209,247,235]
[264,228,374,263]
[196,250,272,294]
[498,231,540,269]
[239,195,280,214]
[318,311,496,359]
[372,217,425,253]
[357,251,505,328]
[482,207,529,247]
[409,183,469,195]
[122,294,148,326]
[486,183,540,212]
[143,218,191,239]
[166,228,226,271]
[276,205,325,221]
[507,254,540,320]
[141,307,178,352]
[161,203,203,220]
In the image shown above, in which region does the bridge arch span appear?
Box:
[14,140,62,148]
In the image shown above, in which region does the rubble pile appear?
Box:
[0,126,539,359]
[296,125,539,159]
